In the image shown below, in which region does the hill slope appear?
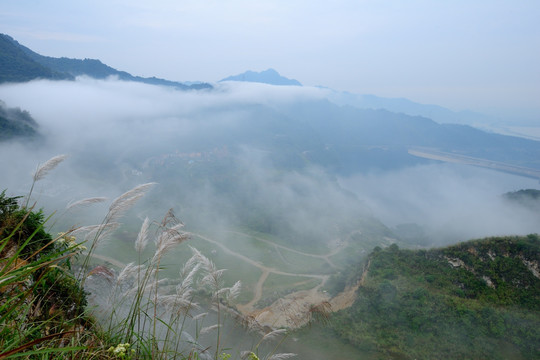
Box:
[0,100,40,140]
[0,33,211,90]
[0,34,72,83]
[330,236,540,359]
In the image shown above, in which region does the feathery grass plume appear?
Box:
[116,262,145,285]
[189,246,216,275]
[241,315,265,334]
[191,312,208,322]
[26,154,68,207]
[87,265,115,283]
[268,353,297,360]
[70,223,119,246]
[261,328,288,343]
[32,154,68,182]
[160,208,180,228]
[225,280,242,303]
[82,222,120,245]
[66,197,107,210]
[107,182,156,223]
[152,226,190,263]
[157,294,196,312]
[134,217,150,252]
[200,324,220,335]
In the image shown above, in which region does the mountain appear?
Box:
[220,68,302,86]
[0,100,40,141]
[0,34,72,83]
[280,99,540,174]
[329,235,540,359]
[324,89,495,127]
[0,34,211,90]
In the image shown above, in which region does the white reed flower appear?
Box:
[66,197,107,210]
[135,216,150,252]
[107,183,156,223]
[200,324,220,335]
[261,328,288,342]
[32,154,67,182]
[268,353,297,360]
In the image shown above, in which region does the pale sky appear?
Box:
[1,0,539,118]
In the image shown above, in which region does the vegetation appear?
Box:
[330,238,540,359]
[0,34,71,83]
[504,189,540,210]
[0,156,294,359]
[0,100,40,141]
[0,32,211,90]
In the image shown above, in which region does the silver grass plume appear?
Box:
[189,246,216,274]
[152,224,190,262]
[226,280,241,302]
[202,269,226,292]
[160,208,180,228]
[268,354,297,360]
[181,253,200,277]
[135,216,150,252]
[116,262,145,285]
[32,154,67,182]
[83,222,120,245]
[261,328,288,342]
[66,197,107,210]
[200,324,220,335]
[107,183,156,223]
[191,312,208,322]
[157,294,197,312]
[176,262,201,298]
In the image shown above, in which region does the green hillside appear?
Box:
[0,33,211,90]
[0,100,40,140]
[0,34,71,83]
[330,236,540,359]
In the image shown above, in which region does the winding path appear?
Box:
[88,229,357,324]
[226,231,346,269]
[191,232,343,313]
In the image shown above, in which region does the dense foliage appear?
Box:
[0,191,91,356]
[0,34,72,83]
[0,100,40,140]
[330,237,540,359]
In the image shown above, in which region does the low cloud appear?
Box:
[0,78,537,248]
[339,163,540,244]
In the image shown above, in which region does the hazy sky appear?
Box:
[1,0,539,116]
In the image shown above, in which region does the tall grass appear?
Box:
[0,155,295,359]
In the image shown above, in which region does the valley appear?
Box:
[1,26,540,359]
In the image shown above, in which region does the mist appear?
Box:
[339,163,540,244]
[3,77,540,359]
[0,78,360,243]
[1,77,539,245]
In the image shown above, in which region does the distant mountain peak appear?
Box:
[220,68,302,86]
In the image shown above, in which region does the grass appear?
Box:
[0,155,297,360]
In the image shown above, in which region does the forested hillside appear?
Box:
[330,236,540,359]
[0,33,211,90]
[0,34,71,83]
[0,100,40,140]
